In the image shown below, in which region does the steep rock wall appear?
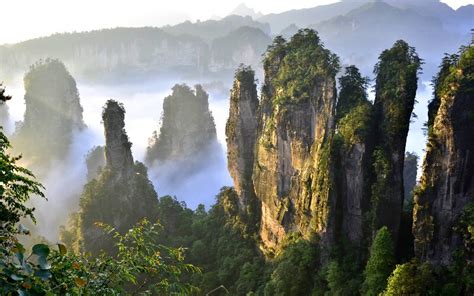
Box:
[414,45,474,265]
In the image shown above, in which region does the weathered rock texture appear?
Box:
[76,100,158,255]
[13,59,84,169]
[145,84,217,167]
[226,66,259,208]
[226,31,421,255]
[414,46,474,265]
[370,40,421,242]
[333,65,374,247]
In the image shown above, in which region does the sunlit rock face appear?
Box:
[225,30,339,252]
[414,46,474,265]
[77,100,159,255]
[145,84,218,172]
[13,59,84,171]
[225,32,421,256]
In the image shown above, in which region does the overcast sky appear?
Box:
[0,0,472,44]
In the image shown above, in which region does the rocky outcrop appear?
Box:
[85,146,105,181]
[251,30,339,251]
[413,45,474,265]
[13,59,84,170]
[370,40,421,242]
[146,84,217,167]
[226,65,259,216]
[333,65,374,247]
[76,100,159,255]
[225,32,421,255]
[103,101,134,179]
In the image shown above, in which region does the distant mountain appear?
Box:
[162,15,270,41]
[257,1,362,33]
[310,1,467,78]
[210,26,271,72]
[0,16,273,82]
[384,0,473,33]
[231,3,263,19]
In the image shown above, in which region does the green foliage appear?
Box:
[0,128,44,235]
[382,260,434,296]
[264,234,318,296]
[188,188,264,295]
[373,40,421,147]
[457,203,474,254]
[264,29,340,105]
[1,220,200,295]
[362,226,395,296]
[337,104,372,147]
[77,161,159,255]
[336,65,370,122]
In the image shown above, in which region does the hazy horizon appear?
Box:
[1,0,472,45]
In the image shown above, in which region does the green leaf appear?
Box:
[34,269,52,280]
[38,256,51,270]
[32,244,50,258]
[17,289,28,296]
[11,274,24,281]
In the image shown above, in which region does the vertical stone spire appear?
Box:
[102,100,134,177]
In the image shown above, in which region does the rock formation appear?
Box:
[146,84,217,168]
[225,31,421,254]
[413,45,474,265]
[226,65,259,219]
[85,146,105,181]
[333,65,374,247]
[76,100,159,255]
[13,59,84,170]
[371,40,421,242]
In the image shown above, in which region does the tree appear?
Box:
[382,260,433,295]
[0,89,44,236]
[362,226,396,296]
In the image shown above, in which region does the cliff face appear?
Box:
[85,146,106,181]
[226,66,259,215]
[371,40,421,242]
[13,59,84,170]
[333,65,373,247]
[226,32,422,255]
[414,45,474,265]
[251,30,339,250]
[77,100,158,255]
[146,84,217,166]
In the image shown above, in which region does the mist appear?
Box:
[4,75,234,240]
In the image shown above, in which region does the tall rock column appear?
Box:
[103,100,134,179]
[226,65,259,212]
[333,66,374,247]
[371,40,421,242]
[13,59,84,170]
[414,46,474,265]
[252,29,339,251]
[76,100,159,255]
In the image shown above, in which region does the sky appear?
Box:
[0,0,472,44]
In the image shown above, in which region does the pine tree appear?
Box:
[362,226,396,296]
